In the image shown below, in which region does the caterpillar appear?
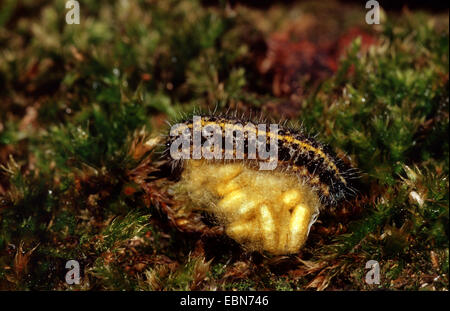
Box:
[163,112,358,255]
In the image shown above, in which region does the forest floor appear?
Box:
[0,0,448,290]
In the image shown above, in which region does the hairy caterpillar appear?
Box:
[163,112,358,255]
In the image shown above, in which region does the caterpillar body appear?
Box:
[164,113,358,255]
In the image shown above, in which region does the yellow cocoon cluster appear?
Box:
[175,160,321,255]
